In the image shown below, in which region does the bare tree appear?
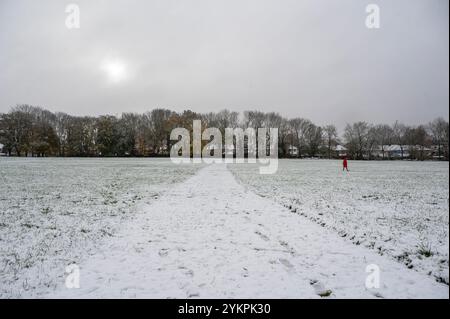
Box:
[54,112,71,156]
[148,109,173,155]
[243,111,265,129]
[215,109,239,132]
[117,113,141,156]
[344,122,370,160]
[323,125,338,159]
[289,118,310,158]
[3,107,34,156]
[429,117,449,160]
[366,126,379,160]
[371,124,394,159]
[262,112,287,156]
[304,122,322,157]
[392,121,408,159]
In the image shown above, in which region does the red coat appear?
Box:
[343,159,348,167]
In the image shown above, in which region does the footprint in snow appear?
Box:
[279,258,295,273]
[255,231,270,241]
[310,279,333,297]
[187,292,200,298]
[279,240,297,256]
[184,269,194,277]
[369,290,384,298]
[158,249,169,257]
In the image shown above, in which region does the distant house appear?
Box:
[371,145,390,159]
[359,144,436,160]
[0,143,5,156]
[430,145,446,160]
[385,145,409,159]
[334,145,347,158]
[407,145,433,160]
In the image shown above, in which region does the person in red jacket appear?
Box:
[343,156,349,171]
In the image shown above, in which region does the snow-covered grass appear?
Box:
[45,163,448,298]
[1,158,447,298]
[0,158,201,298]
[228,160,449,285]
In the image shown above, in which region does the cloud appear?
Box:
[0,0,448,129]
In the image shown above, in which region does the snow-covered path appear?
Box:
[48,164,448,298]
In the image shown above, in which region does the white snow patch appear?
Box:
[45,163,447,298]
[229,159,449,285]
[0,158,202,298]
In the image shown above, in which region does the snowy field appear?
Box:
[228,160,449,285]
[0,158,448,299]
[45,163,447,299]
[0,158,202,298]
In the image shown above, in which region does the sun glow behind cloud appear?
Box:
[100,58,128,84]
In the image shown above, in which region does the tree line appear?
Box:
[0,104,448,160]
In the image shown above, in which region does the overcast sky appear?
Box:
[0,0,448,129]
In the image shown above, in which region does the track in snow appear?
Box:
[47,164,448,298]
